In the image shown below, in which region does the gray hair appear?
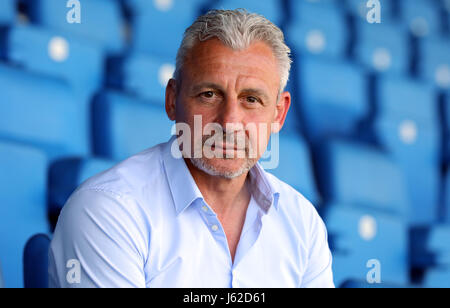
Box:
[174,9,292,94]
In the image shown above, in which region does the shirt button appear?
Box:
[211,225,219,232]
[202,206,208,213]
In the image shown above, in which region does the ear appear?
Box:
[165,78,177,121]
[272,91,291,133]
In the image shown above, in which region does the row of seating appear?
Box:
[1,0,450,288]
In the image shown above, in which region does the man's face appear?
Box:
[166,38,291,178]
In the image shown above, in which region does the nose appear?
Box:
[217,95,243,129]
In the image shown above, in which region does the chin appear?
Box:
[190,157,257,179]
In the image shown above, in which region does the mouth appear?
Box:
[212,144,246,151]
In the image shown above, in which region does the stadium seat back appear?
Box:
[24,234,51,288]
[324,205,409,287]
[48,158,116,216]
[0,262,4,288]
[0,64,89,160]
[122,54,175,104]
[93,91,173,161]
[316,140,408,214]
[354,21,410,74]
[0,0,15,25]
[28,0,125,53]
[9,25,105,95]
[418,37,450,89]
[286,2,348,58]
[215,0,283,26]
[0,141,49,288]
[346,0,394,22]
[297,57,368,141]
[131,0,201,59]
[266,133,319,205]
[399,0,441,37]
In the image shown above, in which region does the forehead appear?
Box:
[182,39,280,91]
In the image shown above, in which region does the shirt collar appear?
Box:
[162,135,280,216]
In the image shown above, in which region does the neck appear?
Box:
[184,158,251,216]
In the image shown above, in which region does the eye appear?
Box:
[245,96,260,104]
[200,91,215,99]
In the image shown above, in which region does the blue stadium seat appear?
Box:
[27,0,125,54]
[8,25,105,96]
[131,0,203,59]
[0,141,49,288]
[424,268,450,288]
[297,56,368,142]
[214,0,283,26]
[122,54,175,104]
[0,0,15,25]
[340,279,412,288]
[0,262,4,288]
[316,140,408,215]
[353,21,410,75]
[24,234,51,288]
[93,91,174,161]
[422,225,450,287]
[0,64,89,160]
[286,2,348,58]
[399,0,442,37]
[346,0,394,22]
[48,157,116,216]
[266,133,319,205]
[324,205,409,287]
[418,36,450,89]
[374,76,440,225]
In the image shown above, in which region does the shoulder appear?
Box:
[81,144,165,196]
[263,171,326,244]
[57,142,168,234]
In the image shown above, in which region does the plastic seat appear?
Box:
[48,157,116,218]
[346,0,394,22]
[316,140,408,215]
[286,2,348,58]
[420,225,450,287]
[374,76,440,225]
[0,262,4,288]
[297,56,368,142]
[8,25,105,96]
[0,0,15,25]
[0,64,89,160]
[417,36,450,89]
[353,21,410,74]
[324,205,409,287]
[27,0,125,54]
[130,0,203,59]
[24,234,51,288]
[424,268,450,288]
[93,91,174,161]
[121,54,175,104]
[214,0,283,26]
[266,133,319,205]
[0,141,49,288]
[399,0,442,37]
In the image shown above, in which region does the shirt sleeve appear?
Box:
[48,188,149,288]
[300,207,335,288]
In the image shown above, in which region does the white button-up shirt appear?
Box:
[49,136,334,288]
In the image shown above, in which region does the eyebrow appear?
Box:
[191,83,271,103]
[191,83,226,95]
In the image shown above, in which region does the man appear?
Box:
[49,9,334,288]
